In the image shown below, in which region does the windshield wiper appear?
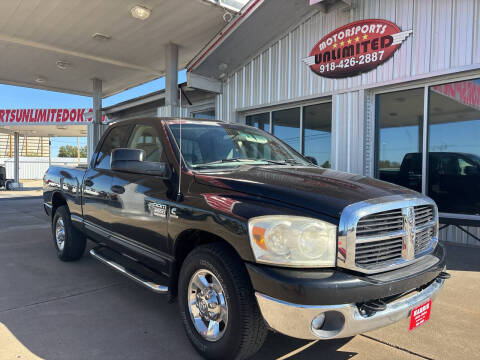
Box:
[193,158,308,169]
[193,158,257,169]
[260,159,306,166]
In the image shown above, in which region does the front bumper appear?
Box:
[256,277,445,340]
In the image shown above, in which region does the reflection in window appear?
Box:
[376,88,424,192]
[246,113,270,132]
[272,108,300,152]
[303,103,331,168]
[95,125,131,169]
[193,109,215,120]
[428,79,480,215]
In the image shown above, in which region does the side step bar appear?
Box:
[90,247,168,294]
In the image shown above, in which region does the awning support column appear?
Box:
[14,132,19,185]
[88,78,103,161]
[165,43,179,117]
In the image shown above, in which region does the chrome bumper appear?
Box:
[255,278,445,340]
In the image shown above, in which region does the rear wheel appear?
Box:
[178,243,267,360]
[5,180,12,190]
[52,205,86,261]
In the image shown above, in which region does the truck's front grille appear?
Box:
[355,237,403,266]
[415,227,433,254]
[414,205,434,226]
[356,209,403,236]
[353,204,437,271]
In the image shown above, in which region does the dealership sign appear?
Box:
[303,19,412,78]
[0,108,107,124]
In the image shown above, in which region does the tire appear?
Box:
[52,205,86,261]
[5,180,12,190]
[178,243,268,360]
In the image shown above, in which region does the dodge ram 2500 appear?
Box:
[43,117,449,360]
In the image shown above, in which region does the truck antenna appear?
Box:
[176,85,183,202]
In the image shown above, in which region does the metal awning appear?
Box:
[187,0,315,79]
[0,0,241,97]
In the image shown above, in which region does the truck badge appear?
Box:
[403,207,416,258]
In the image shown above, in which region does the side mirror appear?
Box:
[464,166,479,176]
[304,156,318,165]
[111,148,169,177]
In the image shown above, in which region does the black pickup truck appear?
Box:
[43,118,448,360]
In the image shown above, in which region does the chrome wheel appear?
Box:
[187,269,228,342]
[55,218,66,251]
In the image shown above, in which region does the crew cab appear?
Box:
[43,118,449,360]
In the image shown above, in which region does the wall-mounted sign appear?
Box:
[0,108,107,125]
[302,19,412,78]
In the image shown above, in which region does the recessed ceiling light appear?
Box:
[92,33,111,41]
[56,60,72,70]
[218,72,227,79]
[218,63,228,71]
[131,5,151,20]
[35,77,46,83]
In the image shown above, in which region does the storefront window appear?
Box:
[272,108,300,152]
[303,103,331,168]
[246,113,270,132]
[192,109,215,119]
[376,88,424,192]
[428,79,480,215]
[246,103,332,166]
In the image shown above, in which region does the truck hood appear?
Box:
[194,165,418,219]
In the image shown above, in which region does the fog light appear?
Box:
[311,313,326,330]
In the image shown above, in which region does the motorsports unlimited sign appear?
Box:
[0,108,106,124]
[303,19,412,78]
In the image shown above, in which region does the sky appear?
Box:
[1,70,187,156]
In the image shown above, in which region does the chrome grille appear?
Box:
[355,237,403,266]
[351,203,437,272]
[414,205,434,226]
[415,227,433,254]
[356,209,403,236]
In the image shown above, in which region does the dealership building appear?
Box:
[0,0,479,246]
[180,0,480,245]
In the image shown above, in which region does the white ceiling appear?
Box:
[0,0,230,97]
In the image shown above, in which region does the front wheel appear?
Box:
[178,243,268,360]
[52,205,86,261]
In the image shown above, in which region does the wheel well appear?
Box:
[169,230,237,299]
[51,192,67,217]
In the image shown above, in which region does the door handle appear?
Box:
[111,185,125,194]
[84,179,94,187]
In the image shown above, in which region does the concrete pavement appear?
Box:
[0,196,478,360]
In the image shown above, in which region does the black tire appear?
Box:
[52,205,86,261]
[178,243,268,360]
[5,180,12,190]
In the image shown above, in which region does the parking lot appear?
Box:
[0,195,479,360]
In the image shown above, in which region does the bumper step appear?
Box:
[90,247,168,294]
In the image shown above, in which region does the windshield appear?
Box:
[168,122,310,169]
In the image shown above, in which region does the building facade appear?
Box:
[190,0,480,246]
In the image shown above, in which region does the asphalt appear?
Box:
[0,196,479,360]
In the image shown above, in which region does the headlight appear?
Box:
[248,216,337,267]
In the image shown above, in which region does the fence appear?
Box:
[0,157,87,180]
